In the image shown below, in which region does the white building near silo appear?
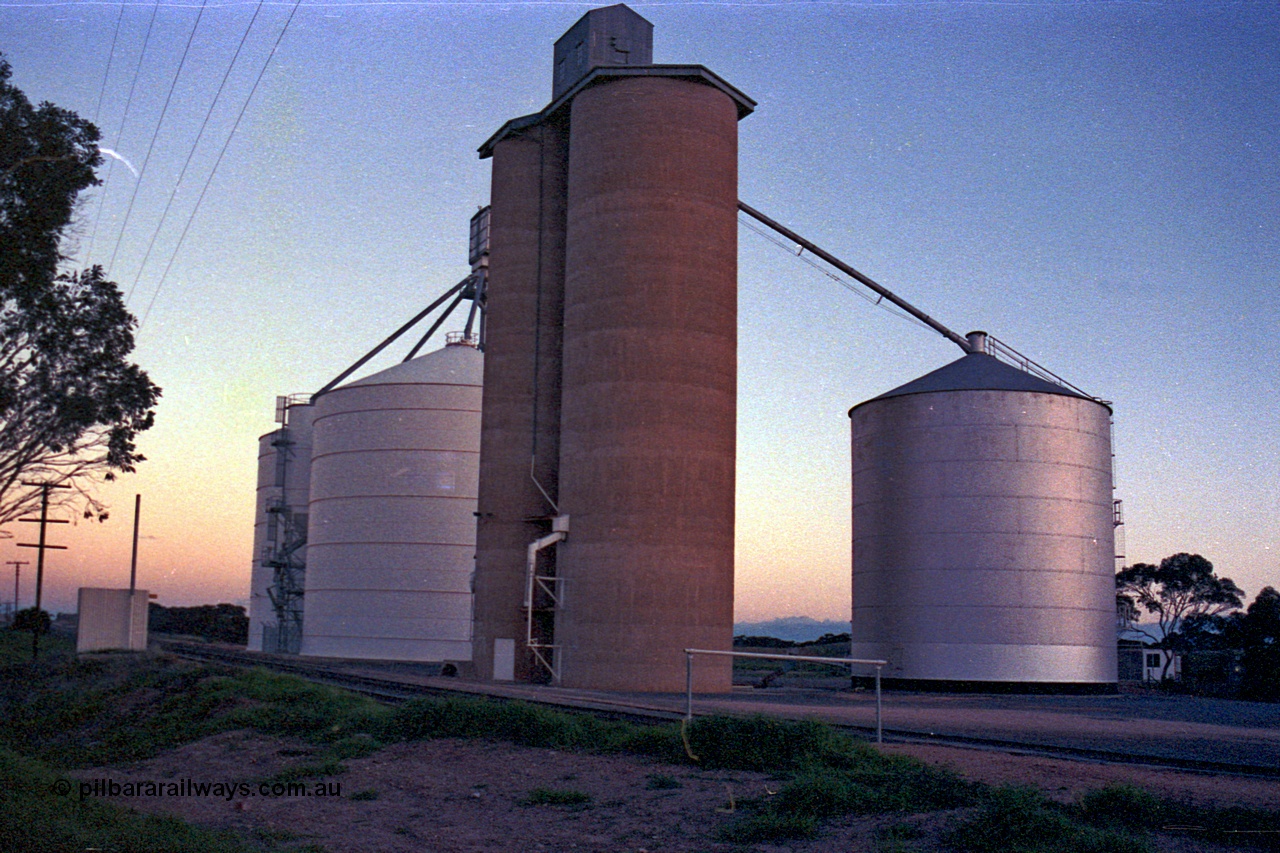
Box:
[299,340,483,662]
[849,339,1118,692]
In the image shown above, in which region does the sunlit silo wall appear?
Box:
[849,353,1118,692]
[247,402,314,653]
[300,343,483,662]
[472,3,754,692]
[554,76,740,692]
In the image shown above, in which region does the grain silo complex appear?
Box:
[849,333,1118,692]
[242,2,1122,696]
[300,342,483,661]
[471,3,753,692]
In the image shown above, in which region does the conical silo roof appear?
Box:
[344,343,483,389]
[851,352,1089,413]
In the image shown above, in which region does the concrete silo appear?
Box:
[247,399,314,653]
[849,337,1118,691]
[473,4,754,691]
[300,341,483,662]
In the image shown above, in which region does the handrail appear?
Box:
[683,648,888,744]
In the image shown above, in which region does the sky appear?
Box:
[0,0,1276,623]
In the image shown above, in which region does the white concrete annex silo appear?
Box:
[299,340,483,662]
[849,341,1118,691]
[247,400,314,653]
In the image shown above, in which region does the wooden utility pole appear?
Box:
[17,482,70,659]
[5,560,28,622]
[129,494,141,593]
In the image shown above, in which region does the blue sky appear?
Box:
[1,0,1276,620]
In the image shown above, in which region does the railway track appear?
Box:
[157,639,1280,781]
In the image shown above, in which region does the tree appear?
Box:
[1239,587,1280,702]
[0,55,159,524]
[1116,553,1245,681]
[0,56,101,306]
[11,606,50,635]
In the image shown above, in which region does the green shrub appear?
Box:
[684,714,850,771]
[717,810,820,843]
[945,786,1151,853]
[1077,784,1163,830]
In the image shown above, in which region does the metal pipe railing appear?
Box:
[682,648,888,744]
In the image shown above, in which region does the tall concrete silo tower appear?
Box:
[247,399,314,653]
[849,337,1118,692]
[472,4,754,691]
[300,341,483,662]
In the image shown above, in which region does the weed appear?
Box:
[717,810,820,843]
[944,785,1151,853]
[264,759,347,783]
[646,773,682,790]
[684,714,850,771]
[520,786,593,807]
[1077,784,1163,830]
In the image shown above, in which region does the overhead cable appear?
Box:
[107,0,209,281]
[85,0,159,265]
[139,0,303,332]
[127,1,267,302]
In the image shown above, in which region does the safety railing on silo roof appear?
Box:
[682,649,888,744]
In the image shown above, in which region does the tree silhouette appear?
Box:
[0,55,159,524]
[1116,553,1244,681]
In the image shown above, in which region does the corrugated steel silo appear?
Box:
[554,75,741,692]
[300,342,483,661]
[849,350,1118,691]
[247,401,314,652]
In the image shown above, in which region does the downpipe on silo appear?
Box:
[524,515,570,680]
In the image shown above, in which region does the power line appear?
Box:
[127,1,267,301]
[84,0,160,265]
[140,0,303,331]
[76,1,125,267]
[107,0,209,280]
[90,2,126,126]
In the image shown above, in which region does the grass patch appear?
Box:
[684,714,851,771]
[713,721,978,843]
[1075,785,1280,851]
[376,694,687,761]
[945,785,1151,853]
[520,786,592,807]
[718,810,820,843]
[0,746,257,853]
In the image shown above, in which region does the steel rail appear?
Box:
[156,640,1280,780]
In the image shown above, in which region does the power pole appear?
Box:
[17,482,70,659]
[5,560,29,623]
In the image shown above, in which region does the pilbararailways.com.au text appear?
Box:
[52,778,342,802]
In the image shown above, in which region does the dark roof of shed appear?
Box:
[849,352,1094,414]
